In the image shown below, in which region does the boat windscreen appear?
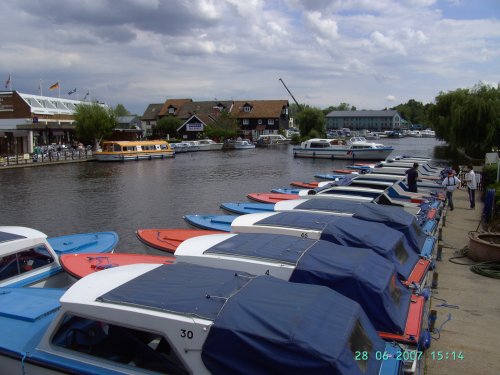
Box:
[201,276,385,375]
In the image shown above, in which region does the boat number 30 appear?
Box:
[181,329,194,339]
[300,233,308,238]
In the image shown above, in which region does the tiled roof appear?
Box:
[231,100,288,118]
[158,99,193,116]
[176,100,233,120]
[326,110,399,118]
[141,103,163,120]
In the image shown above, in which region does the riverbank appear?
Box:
[0,157,93,169]
[425,189,500,374]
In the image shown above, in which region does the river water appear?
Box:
[0,137,446,254]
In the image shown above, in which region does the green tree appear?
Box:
[392,99,429,125]
[74,103,117,149]
[204,110,239,140]
[296,107,326,137]
[428,83,500,157]
[155,116,182,138]
[322,103,356,116]
[114,103,130,116]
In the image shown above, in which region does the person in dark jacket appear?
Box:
[405,162,419,193]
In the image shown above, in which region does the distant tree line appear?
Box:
[74,83,500,156]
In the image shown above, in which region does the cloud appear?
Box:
[0,0,498,114]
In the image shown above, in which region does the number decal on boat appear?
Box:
[300,233,308,239]
[181,329,194,339]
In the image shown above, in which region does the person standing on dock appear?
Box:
[405,162,419,192]
[465,165,477,209]
[442,171,461,211]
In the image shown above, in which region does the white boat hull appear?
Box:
[292,148,393,160]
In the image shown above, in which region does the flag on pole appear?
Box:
[5,73,11,88]
[68,88,77,95]
[49,81,59,90]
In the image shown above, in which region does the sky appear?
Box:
[1,0,499,115]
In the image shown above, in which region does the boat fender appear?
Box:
[429,259,436,270]
[420,329,432,350]
[420,288,431,301]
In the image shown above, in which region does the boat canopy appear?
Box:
[99,263,385,374]
[293,200,428,253]
[205,233,411,333]
[202,276,385,375]
[255,212,418,279]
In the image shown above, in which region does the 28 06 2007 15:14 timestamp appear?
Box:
[430,351,464,361]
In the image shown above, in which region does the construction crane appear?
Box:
[278,78,302,110]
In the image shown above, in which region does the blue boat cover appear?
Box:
[98,263,251,320]
[205,232,314,264]
[256,212,418,279]
[295,201,427,254]
[205,233,411,333]
[202,276,385,375]
[99,263,385,374]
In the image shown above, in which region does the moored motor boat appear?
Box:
[95,140,175,161]
[0,262,404,375]
[176,232,430,350]
[220,202,275,215]
[293,137,394,160]
[136,228,222,252]
[60,253,176,279]
[0,226,118,288]
[246,192,298,204]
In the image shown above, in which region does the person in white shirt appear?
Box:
[465,165,477,209]
[441,171,461,211]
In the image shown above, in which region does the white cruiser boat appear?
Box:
[293,137,393,160]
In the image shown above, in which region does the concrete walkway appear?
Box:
[425,189,500,374]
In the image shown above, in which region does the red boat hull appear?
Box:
[247,193,299,204]
[60,253,176,279]
[290,181,319,189]
[136,228,222,253]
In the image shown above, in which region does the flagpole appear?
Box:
[58,82,61,98]
[9,73,12,91]
[39,79,43,96]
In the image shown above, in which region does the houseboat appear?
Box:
[293,137,393,160]
[95,140,174,161]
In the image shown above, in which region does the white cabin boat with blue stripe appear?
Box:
[0,262,404,375]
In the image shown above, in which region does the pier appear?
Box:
[426,189,500,374]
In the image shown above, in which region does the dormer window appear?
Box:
[168,107,175,114]
[243,103,253,113]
